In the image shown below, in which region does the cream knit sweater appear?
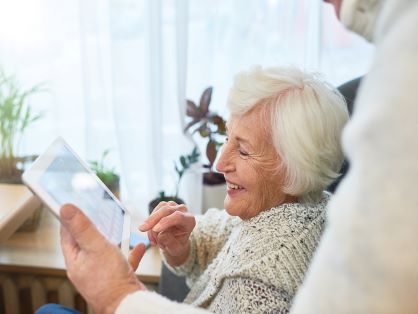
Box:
[163,194,329,313]
[117,196,329,313]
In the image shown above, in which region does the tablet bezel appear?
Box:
[22,137,131,256]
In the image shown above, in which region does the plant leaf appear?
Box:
[198,124,209,138]
[184,118,200,133]
[211,115,226,134]
[206,139,217,167]
[186,100,200,118]
[180,156,187,168]
[191,146,200,160]
[199,87,212,116]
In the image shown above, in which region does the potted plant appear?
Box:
[185,87,227,210]
[0,69,45,232]
[89,148,120,199]
[0,69,44,183]
[148,146,200,214]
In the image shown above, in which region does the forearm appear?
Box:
[163,240,191,267]
[164,209,234,278]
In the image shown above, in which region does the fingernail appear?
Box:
[139,223,147,231]
[61,205,76,220]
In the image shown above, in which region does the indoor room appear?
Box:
[2,0,416,313]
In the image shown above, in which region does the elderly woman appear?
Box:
[139,65,349,313]
[37,65,348,314]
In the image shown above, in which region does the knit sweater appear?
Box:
[116,195,329,314]
[164,194,329,313]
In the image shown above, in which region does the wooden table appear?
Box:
[0,208,161,313]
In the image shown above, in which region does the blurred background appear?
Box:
[0,0,373,216]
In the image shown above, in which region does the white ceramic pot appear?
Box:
[201,183,226,214]
[178,164,203,215]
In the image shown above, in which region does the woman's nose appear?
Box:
[216,145,234,173]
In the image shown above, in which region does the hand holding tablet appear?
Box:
[22,137,131,256]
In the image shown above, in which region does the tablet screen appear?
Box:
[38,144,124,246]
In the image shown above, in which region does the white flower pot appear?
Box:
[202,183,226,214]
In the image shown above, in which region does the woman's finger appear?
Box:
[152,211,195,234]
[147,229,157,246]
[139,204,187,231]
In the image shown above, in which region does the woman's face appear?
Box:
[216,106,294,220]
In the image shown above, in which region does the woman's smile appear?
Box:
[226,180,246,196]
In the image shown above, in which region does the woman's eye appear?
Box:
[239,149,249,156]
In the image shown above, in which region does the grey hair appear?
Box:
[227,65,349,203]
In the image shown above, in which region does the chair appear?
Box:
[158,263,190,301]
[327,77,362,193]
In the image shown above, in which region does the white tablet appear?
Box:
[22,137,131,256]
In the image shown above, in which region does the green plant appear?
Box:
[185,87,226,185]
[0,69,44,179]
[149,147,199,213]
[88,148,118,187]
[185,87,226,173]
[156,146,200,200]
[173,146,200,198]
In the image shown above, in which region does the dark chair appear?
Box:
[337,77,362,115]
[327,77,362,193]
[158,263,190,301]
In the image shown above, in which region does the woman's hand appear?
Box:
[139,201,196,266]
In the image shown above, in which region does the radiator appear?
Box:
[0,272,91,314]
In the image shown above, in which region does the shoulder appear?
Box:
[245,192,329,240]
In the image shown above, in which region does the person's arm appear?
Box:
[291,1,418,313]
[59,204,145,314]
[59,204,210,314]
[164,208,237,281]
[140,201,196,266]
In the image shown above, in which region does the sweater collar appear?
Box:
[243,192,330,227]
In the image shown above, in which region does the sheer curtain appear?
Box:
[0,0,373,217]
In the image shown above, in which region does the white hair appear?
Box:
[227,65,349,203]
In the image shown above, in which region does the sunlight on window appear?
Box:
[0,0,373,213]
[0,0,40,40]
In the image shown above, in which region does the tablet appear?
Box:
[22,137,130,256]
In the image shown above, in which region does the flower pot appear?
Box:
[0,155,38,184]
[201,172,226,213]
[202,183,226,214]
[177,164,203,215]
